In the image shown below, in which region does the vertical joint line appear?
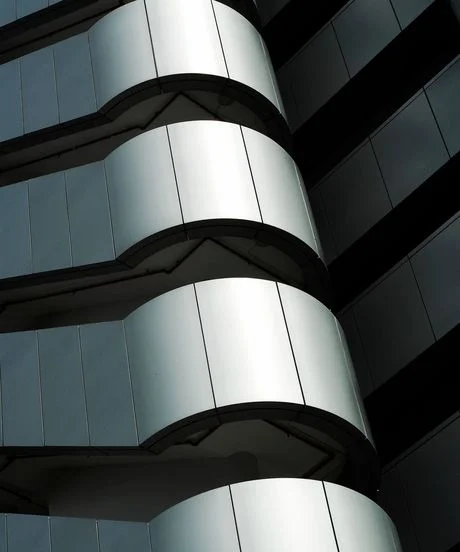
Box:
[240,126,264,223]
[35,332,46,447]
[228,486,243,552]
[275,282,307,405]
[122,320,141,446]
[369,137,394,208]
[211,0,230,78]
[322,482,340,552]
[63,171,74,267]
[102,161,118,259]
[143,0,160,79]
[193,284,218,411]
[331,21,352,79]
[425,91,450,158]
[165,126,186,227]
[77,327,92,445]
[408,259,437,341]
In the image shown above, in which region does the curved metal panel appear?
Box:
[325,482,403,552]
[125,285,214,444]
[242,126,321,256]
[6,514,50,552]
[214,1,284,114]
[98,520,151,552]
[149,486,240,552]
[50,517,98,552]
[231,478,337,551]
[0,61,23,142]
[196,278,303,407]
[105,127,182,257]
[278,283,371,439]
[168,121,260,224]
[89,1,156,109]
[146,0,227,79]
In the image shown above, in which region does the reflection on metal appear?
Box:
[0,0,288,181]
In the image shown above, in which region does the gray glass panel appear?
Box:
[353,262,435,389]
[0,184,32,279]
[319,141,392,254]
[426,58,460,156]
[66,161,114,266]
[50,517,98,552]
[232,479,337,551]
[0,0,16,26]
[391,0,434,28]
[80,321,137,446]
[398,418,460,552]
[257,0,289,25]
[214,2,282,112]
[325,482,402,551]
[242,127,319,254]
[21,46,59,133]
[98,520,151,552]
[106,128,181,257]
[54,33,96,122]
[0,332,43,446]
[372,93,449,205]
[279,284,368,437]
[89,1,156,109]
[7,515,50,552]
[16,0,47,18]
[333,0,400,77]
[146,0,227,78]
[125,286,213,444]
[0,61,23,141]
[38,326,88,446]
[28,172,72,273]
[149,486,240,552]
[277,25,349,129]
[196,279,303,407]
[169,122,260,224]
[411,217,460,339]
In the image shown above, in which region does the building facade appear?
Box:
[0,0,457,550]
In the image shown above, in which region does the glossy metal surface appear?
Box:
[196,278,303,407]
[105,128,181,257]
[169,121,260,224]
[325,482,402,551]
[278,283,370,438]
[0,61,23,141]
[89,1,156,109]
[125,286,213,443]
[146,0,227,78]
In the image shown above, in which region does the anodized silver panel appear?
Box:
[325,482,402,551]
[21,46,59,133]
[149,486,240,552]
[169,122,260,224]
[318,141,392,254]
[125,286,213,444]
[16,0,47,18]
[66,161,114,266]
[54,33,97,122]
[80,321,138,446]
[98,520,151,552]
[372,93,449,205]
[50,517,99,552]
[0,183,32,279]
[0,61,23,141]
[411,216,460,339]
[28,172,72,273]
[0,0,15,26]
[196,279,303,407]
[105,128,182,257]
[242,126,320,254]
[214,2,283,113]
[89,1,156,109]
[38,326,88,446]
[333,0,400,77]
[6,515,50,552]
[146,0,227,78]
[0,332,43,446]
[278,283,369,438]
[231,479,337,551]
